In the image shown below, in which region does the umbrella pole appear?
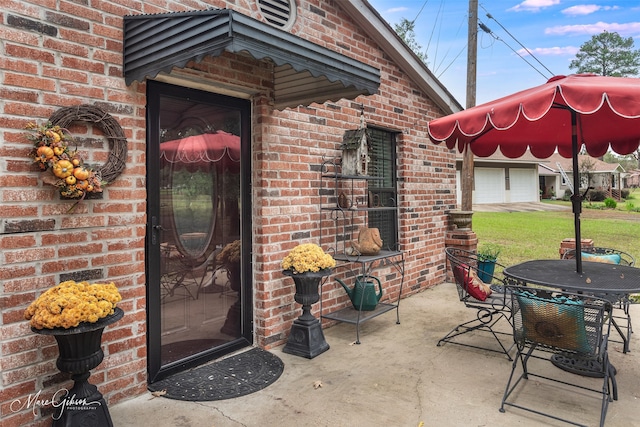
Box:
[570,110,583,274]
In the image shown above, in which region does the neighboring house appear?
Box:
[456,150,625,204]
[541,154,625,199]
[0,0,463,423]
[455,151,541,204]
[624,170,640,188]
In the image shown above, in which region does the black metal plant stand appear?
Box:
[34,308,124,427]
[282,270,330,359]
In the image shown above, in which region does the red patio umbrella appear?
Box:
[160,131,240,173]
[427,74,640,273]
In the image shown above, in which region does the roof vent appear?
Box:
[257,0,296,29]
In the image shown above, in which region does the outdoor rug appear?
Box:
[148,348,284,401]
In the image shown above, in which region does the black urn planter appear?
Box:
[221,263,242,336]
[33,307,124,427]
[282,270,331,359]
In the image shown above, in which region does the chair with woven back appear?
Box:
[563,246,636,353]
[500,285,617,427]
[440,247,514,359]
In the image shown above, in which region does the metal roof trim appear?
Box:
[123,9,380,108]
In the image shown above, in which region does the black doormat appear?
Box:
[148,348,284,401]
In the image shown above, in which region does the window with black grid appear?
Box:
[367,128,398,250]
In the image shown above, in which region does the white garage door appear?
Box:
[475,168,504,204]
[456,170,461,205]
[510,168,537,202]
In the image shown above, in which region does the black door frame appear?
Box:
[145,80,253,382]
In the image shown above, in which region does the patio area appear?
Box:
[110,281,640,426]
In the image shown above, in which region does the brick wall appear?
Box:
[0,1,456,424]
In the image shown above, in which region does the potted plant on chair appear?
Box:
[477,243,501,284]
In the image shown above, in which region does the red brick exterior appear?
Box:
[0,1,456,424]
[559,238,595,258]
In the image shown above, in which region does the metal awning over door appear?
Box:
[123,9,380,109]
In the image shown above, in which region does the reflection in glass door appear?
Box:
[147,81,251,381]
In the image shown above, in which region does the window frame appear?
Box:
[366,127,399,251]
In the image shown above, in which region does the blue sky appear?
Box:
[367,0,640,106]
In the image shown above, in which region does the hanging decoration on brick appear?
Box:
[49,104,127,184]
[26,104,127,203]
[340,106,370,176]
[27,122,105,199]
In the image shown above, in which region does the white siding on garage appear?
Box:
[475,168,505,204]
[509,168,538,202]
[456,170,461,205]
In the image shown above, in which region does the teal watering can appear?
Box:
[336,275,383,311]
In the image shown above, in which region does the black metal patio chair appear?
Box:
[562,247,635,267]
[439,247,514,359]
[161,246,221,302]
[500,285,617,427]
[563,246,636,352]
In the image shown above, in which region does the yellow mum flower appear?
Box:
[217,240,241,265]
[281,243,336,274]
[24,280,122,329]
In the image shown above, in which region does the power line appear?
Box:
[425,0,445,67]
[412,0,430,24]
[431,5,468,77]
[479,3,555,76]
[485,13,555,76]
[436,44,467,79]
[411,2,553,82]
[478,20,551,79]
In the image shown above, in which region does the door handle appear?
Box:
[151,216,163,245]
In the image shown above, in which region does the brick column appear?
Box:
[559,238,594,259]
[445,229,478,282]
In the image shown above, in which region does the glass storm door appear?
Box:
[146,81,251,382]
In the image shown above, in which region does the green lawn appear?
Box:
[472,210,640,268]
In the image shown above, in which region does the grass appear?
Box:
[472,210,640,268]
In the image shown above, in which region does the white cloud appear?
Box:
[517,46,580,56]
[562,5,620,16]
[545,21,640,36]
[562,5,600,16]
[508,0,560,13]
[478,70,499,77]
[385,7,409,14]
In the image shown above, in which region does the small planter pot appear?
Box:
[477,259,497,284]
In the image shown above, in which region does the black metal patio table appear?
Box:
[503,259,640,355]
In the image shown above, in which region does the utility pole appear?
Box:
[461,0,477,212]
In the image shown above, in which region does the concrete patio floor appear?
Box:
[110,282,640,427]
